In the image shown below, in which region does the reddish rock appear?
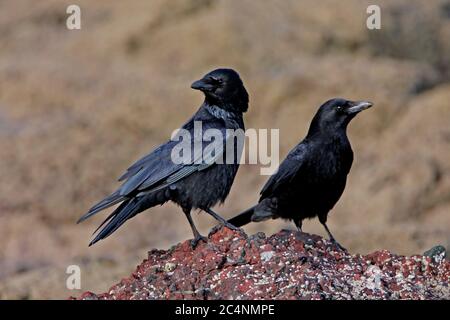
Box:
[76,227,450,300]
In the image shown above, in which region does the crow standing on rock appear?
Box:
[228,98,373,250]
[78,68,249,247]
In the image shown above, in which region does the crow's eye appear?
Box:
[336,106,343,112]
[210,77,223,85]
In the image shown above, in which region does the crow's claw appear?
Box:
[190,235,207,248]
[331,239,348,253]
[222,221,240,231]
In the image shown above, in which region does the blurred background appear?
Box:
[0,0,449,299]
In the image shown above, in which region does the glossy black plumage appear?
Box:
[78,68,249,246]
[228,98,373,249]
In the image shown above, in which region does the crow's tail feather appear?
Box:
[77,191,125,224]
[88,196,151,246]
[227,205,256,227]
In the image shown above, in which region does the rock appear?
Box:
[424,245,447,263]
[164,262,177,273]
[75,227,450,300]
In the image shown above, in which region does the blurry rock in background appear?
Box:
[0,0,449,298]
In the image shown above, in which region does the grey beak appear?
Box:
[191,79,213,92]
[347,101,373,114]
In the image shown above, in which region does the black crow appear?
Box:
[228,98,373,250]
[78,68,249,247]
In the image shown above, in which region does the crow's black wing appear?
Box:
[85,123,234,244]
[259,142,309,200]
[77,139,183,223]
[78,114,231,223]
[125,116,233,195]
[228,143,309,228]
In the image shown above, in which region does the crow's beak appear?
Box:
[346,101,373,114]
[191,79,213,92]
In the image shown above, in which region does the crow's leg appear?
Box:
[183,207,206,248]
[294,220,303,232]
[203,208,240,231]
[318,215,347,252]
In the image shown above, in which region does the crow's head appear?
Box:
[309,98,373,134]
[191,68,249,113]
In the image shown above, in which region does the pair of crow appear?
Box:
[78,68,373,250]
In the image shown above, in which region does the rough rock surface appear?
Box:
[77,227,449,300]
